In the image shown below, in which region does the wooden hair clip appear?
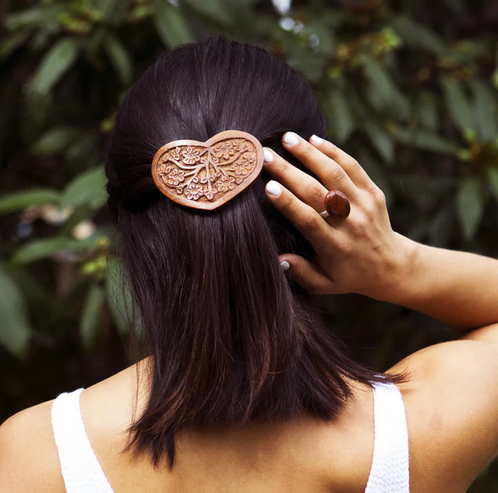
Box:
[151,130,264,211]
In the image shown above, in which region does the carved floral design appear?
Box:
[181,146,201,164]
[233,155,255,176]
[164,167,185,186]
[155,137,259,203]
[185,183,204,200]
[170,148,181,161]
[213,142,236,160]
[216,174,236,193]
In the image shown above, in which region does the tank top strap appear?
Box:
[51,388,115,493]
[364,380,410,493]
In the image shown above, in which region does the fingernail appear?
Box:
[266,180,282,197]
[280,260,290,271]
[263,147,274,163]
[283,132,299,146]
[310,134,323,145]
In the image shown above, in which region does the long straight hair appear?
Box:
[104,34,409,470]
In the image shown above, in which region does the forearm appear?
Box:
[378,234,498,333]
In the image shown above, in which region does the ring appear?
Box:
[319,190,351,221]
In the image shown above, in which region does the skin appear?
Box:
[1,133,498,493]
[264,133,498,330]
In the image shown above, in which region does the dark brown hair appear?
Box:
[104,34,408,470]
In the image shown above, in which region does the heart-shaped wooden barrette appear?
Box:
[151,130,264,211]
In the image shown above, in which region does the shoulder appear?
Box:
[0,398,66,493]
[387,339,498,493]
[0,360,150,493]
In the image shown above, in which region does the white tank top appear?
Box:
[51,381,409,493]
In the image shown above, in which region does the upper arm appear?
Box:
[0,400,64,493]
[387,330,498,492]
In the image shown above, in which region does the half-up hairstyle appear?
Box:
[104,34,409,470]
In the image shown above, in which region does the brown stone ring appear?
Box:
[319,190,351,221]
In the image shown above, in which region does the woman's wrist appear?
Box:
[372,234,498,331]
[364,232,423,305]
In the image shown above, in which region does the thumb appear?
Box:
[279,254,334,294]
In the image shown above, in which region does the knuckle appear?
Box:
[298,144,312,160]
[304,182,325,204]
[351,214,368,234]
[369,185,386,206]
[362,201,376,216]
[300,211,319,231]
[280,190,293,208]
[348,158,361,170]
[375,191,387,207]
[329,165,345,183]
[273,159,289,175]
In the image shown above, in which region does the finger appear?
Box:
[281,131,359,199]
[265,180,338,249]
[263,147,329,212]
[308,135,374,191]
[278,254,334,294]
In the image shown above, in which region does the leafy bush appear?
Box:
[1,0,497,488]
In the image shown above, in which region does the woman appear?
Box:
[1,34,498,493]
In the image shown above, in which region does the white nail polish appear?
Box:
[266,180,282,197]
[280,261,290,271]
[310,134,323,145]
[263,148,274,163]
[283,132,299,146]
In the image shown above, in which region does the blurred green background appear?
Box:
[1,0,497,489]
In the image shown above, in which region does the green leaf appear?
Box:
[325,88,355,143]
[104,33,132,86]
[152,0,194,48]
[363,117,394,163]
[456,177,484,241]
[224,0,259,6]
[302,20,336,57]
[59,167,107,210]
[10,237,97,265]
[29,37,80,95]
[486,167,498,204]
[360,55,410,120]
[417,91,438,131]
[0,31,30,60]
[0,265,32,358]
[0,189,60,214]
[390,16,445,54]
[30,127,78,156]
[80,282,105,350]
[440,76,476,140]
[96,0,123,20]
[355,147,393,206]
[428,201,455,248]
[470,79,498,142]
[5,5,63,31]
[393,174,457,200]
[394,128,461,154]
[285,49,327,84]
[182,0,232,26]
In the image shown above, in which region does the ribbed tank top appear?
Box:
[51,380,409,493]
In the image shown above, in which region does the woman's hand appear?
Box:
[263,132,418,300]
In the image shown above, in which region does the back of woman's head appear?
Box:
[105,34,406,469]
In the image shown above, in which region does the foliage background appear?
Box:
[1,0,498,489]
